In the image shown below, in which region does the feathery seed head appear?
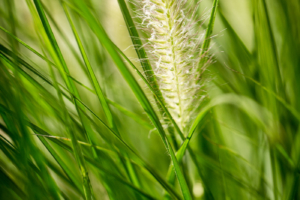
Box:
[133,0,211,131]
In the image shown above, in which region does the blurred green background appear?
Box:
[0,0,300,199]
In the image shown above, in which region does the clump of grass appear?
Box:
[1,0,300,200]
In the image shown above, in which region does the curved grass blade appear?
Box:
[35,132,84,196]
[106,98,153,130]
[61,2,141,187]
[112,43,184,140]
[42,3,88,77]
[0,26,57,67]
[176,93,273,164]
[42,136,157,200]
[62,3,116,132]
[30,0,95,198]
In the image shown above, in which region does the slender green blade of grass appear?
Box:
[252,1,286,198]
[84,158,158,200]
[61,2,141,188]
[112,42,185,140]
[31,0,95,199]
[116,0,180,151]
[62,3,116,133]
[42,2,88,77]
[0,26,56,67]
[106,98,153,129]
[116,0,163,100]
[199,0,219,68]
[261,0,283,93]
[0,167,27,200]
[29,0,96,158]
[35,133,84,196]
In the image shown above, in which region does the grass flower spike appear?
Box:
[136,0,208,132]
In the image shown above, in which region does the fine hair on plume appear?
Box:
[129,0,214,133]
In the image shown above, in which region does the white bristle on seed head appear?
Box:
[133,0,210,131]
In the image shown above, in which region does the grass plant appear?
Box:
[0,0,300,199]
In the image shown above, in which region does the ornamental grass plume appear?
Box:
[133,0,211,132]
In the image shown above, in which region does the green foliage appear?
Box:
[0,0,300,200]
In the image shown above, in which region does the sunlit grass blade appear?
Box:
[61,2,142,188]
[62,3,115,133]
[42,2,88,76]
[31,0,95,198]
